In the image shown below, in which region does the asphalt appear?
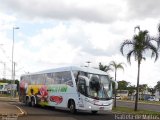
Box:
[0,97,160,120]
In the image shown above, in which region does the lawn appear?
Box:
[0,94,11,97]
[112,106,160,115]
[138,100,160,105]
[118,100,160,105]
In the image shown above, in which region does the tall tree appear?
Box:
[155,81,160,92]
[158,23,160,46]
[139,84,148,100]
[120,26,159,111]
[109,61,124,108]
[127,85,136,96]
[99,62,112,73]
[118,80,129,90]
[148,87,156,96]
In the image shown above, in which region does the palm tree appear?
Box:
[139,84,148,100]
[158,23,160,46]
[99,62,112,73]
[155,81,160,93]
[109,61,124,108]
[120,26,159,111]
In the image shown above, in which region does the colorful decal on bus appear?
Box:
[47,85,68,93]
[50,96,63,104]
[37,85,48,102]
[24,84,68,106]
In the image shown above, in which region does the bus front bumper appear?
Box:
[84,99,113,111]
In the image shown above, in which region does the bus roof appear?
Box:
[21,66,118,84]
[22,66,108,76]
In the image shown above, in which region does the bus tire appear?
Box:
[31,97,36,107]
[91,111,98,114]
[69,100,76,114]
[25,97,31,106]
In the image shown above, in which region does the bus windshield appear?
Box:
[75,71,112,100]
[87,74,112,100]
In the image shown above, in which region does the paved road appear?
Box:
[17,105,115,120]
[12,102,122,120]
[117,101,160,112]
[1,101,160,120]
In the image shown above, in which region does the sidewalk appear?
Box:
[0,98,26,118]
[0,97,19,102]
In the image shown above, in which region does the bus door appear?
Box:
[77,76,87,109]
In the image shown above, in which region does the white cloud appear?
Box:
[0,0,126,23]
[126,0,160,20]
[0,0,160,88]
[0,13,16,31]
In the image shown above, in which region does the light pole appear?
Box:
[12,26,19,97]
[86,61,91,67]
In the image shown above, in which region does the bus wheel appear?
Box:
[26,97,30,106]
[91,111,98,114]
[31,98,36,107]
[69,100,76,114]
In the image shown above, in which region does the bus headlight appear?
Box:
[89,106,92,109]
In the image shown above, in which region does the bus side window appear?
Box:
[54,72,62,84]
[61,71,72,83]
[45,73,55,85]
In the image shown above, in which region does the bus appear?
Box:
[19,66,118,114]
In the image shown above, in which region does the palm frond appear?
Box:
[105,66,113,72]
[117,64,125,71]
[109,61,125,72]
[134,25,140,33]
[157,23,160,47]
[158,23,160,33]
[126,50,134,64]
[120,40,133,55]
[145,42,159,61]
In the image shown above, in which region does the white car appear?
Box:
[148,97,159,101]
[116,96,121,100]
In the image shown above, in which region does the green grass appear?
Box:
[138,100,160,105]
[112,106,160,115]
[118,100,160,105]
[0,94,11,97]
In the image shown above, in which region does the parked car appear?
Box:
[148,97,159,101]
[116,96,121,100]
[112,96,121,100]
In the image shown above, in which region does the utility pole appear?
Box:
[12,26,19,98]
[3,62,6,79]
[13,62,16,81]
[13,62,16,97]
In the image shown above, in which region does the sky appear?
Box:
[0,0,160,87]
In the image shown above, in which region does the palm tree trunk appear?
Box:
[134,60,140,111]
[114,70,117,108]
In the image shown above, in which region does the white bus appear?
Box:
[19,66,117,114]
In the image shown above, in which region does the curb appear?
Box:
[15,105,27,117]
[0,106,27,118]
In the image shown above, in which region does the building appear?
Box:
[0,83,8,94]
[0,82,17,94]
[117,90,128,100]
[155,90,160,101]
